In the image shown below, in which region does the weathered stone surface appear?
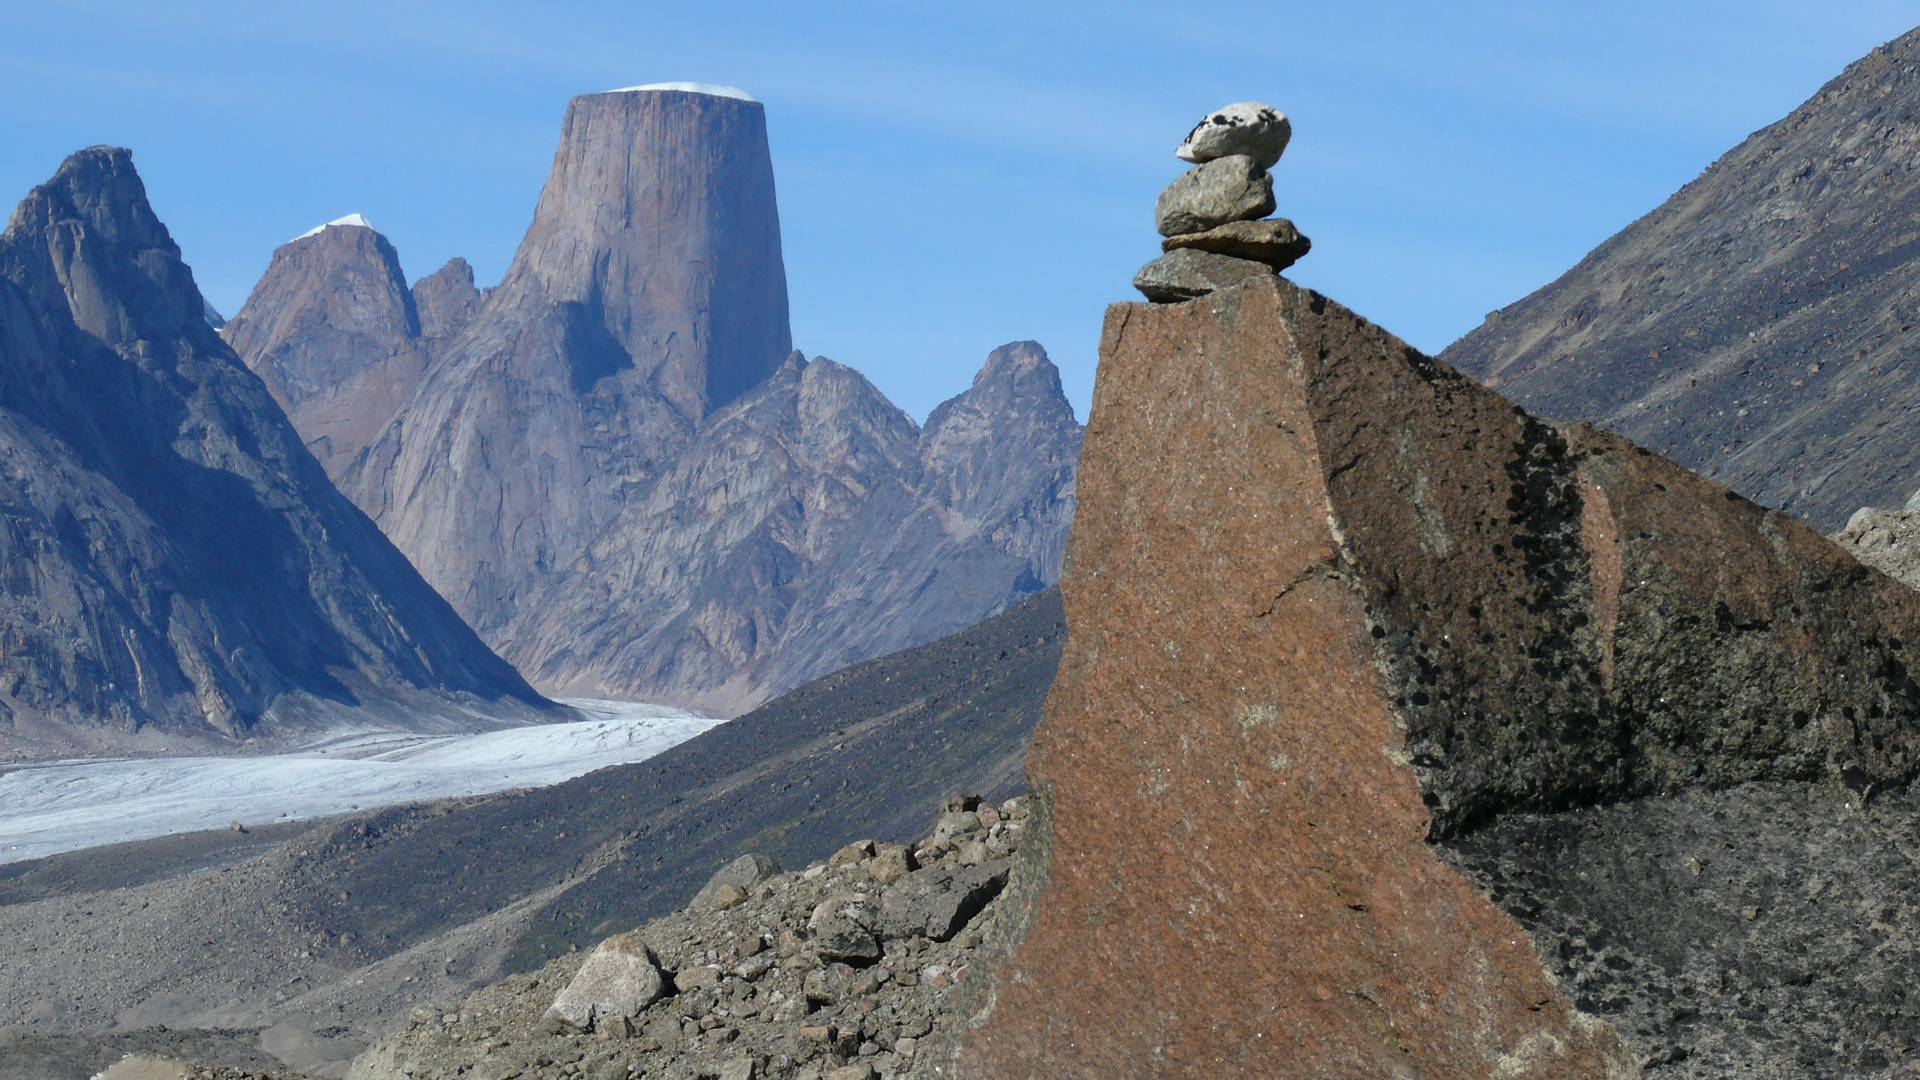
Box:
[879,862,1009,942]
[1160,217,1310,270]
[808,893,882,964]
[1832,506,1920,592]
[1175,102,1290,168]
[546,933,666,1030]
[1153,155,1274,237]
[689,854,782,911]
[0,147,553,753]
[1132,248,1274,303]
[952,275,1920,1076]
[1439,27,1920,531]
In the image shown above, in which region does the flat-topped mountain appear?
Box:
[1440,26,1920,530]
[232,87,1082,714]
[0,147,555,755]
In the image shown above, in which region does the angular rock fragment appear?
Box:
[953,274,1920,1077]
[879,861,1009,942]
[690,854,782,909]
[1176,102,1291,168]
[1160,217,1311,270]
[545,933,666,1031]
[1153,155,1275,237]
[809,892,882,964]
[1132,249,1274,303]
[1832,507,1920,592]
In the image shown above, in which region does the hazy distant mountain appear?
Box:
[0,147,555,755]
[232,88,1082,714]
[1440,27,1920,530]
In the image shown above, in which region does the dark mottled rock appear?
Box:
[1439,27,1920,530]
[0,147,552,750]
[809,893,882,964]
[1132,248,1274,303]
[952,274,1920,1077]
[1160,217,1310,270]
[878,861,1008,942]
[1153,155,1274,237]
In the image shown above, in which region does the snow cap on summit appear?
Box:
[604,82,757,102]
[293,213,377,242]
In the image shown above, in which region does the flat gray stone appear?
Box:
[690,853,782,909]
[809,892,883,964]
[1176,102,1291,168]
[1161,218,1311,271]
[878,860,1010,941]
[1155,155,1276,238]
[545,933,666,1030]
[1132,249,1276,304]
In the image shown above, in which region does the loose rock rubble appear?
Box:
[345,797,1030,1080]
[1135,100,1310,301]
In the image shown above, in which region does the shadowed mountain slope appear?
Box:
[0,147,554,755]
[1440,26,1920,530]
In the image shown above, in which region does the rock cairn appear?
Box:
[1134,101,1311,303]
[345,796,1030,1080]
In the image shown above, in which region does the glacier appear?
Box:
[0,700,721,865]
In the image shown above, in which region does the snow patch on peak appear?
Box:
[292,213,377,242]
[605,81,757,102]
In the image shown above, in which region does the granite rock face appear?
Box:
[410,257,483,340]
[1832,506,1920,592]
[307,89,1079,713]
[1153,154,1275,237]
[221,220,436,481]
[0,148,553,753]
[947,275,1920,1077]
[1440,27,1920,531]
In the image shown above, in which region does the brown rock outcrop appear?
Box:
[949,275,1920,1077]
[0,148,555,753]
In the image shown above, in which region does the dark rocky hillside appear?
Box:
[0,147,553,755]
[1440,26,1920,531]
[0,587,1062,1076]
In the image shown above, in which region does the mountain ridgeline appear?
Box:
[225,86,1084,715]
[1441,27,1920,531]
[0,148,555,755]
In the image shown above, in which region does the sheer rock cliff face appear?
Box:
[949,277,1920,1078]
[0,148,554,753]
[237,88,1086,714]
[1440,27,1920,531]
[222,222,436,481]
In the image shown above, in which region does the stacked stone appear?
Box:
[1133,102,1312,303]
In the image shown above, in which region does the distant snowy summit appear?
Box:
[603,81,756,102]
[293,212,378,242]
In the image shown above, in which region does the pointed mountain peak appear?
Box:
[3,146,204,348]
[292,213,378,242]
[413,256,482,339]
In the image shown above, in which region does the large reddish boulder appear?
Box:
[943,276,1920,1078]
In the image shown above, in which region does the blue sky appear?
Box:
[4,2,1915,421]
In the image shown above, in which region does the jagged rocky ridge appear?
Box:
[0,147,553,754]
[1441,26,1920,531]
[228,87,1081,714]
[943,273,1920,1079]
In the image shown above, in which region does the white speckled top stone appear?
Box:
[1176,102,1291,169]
